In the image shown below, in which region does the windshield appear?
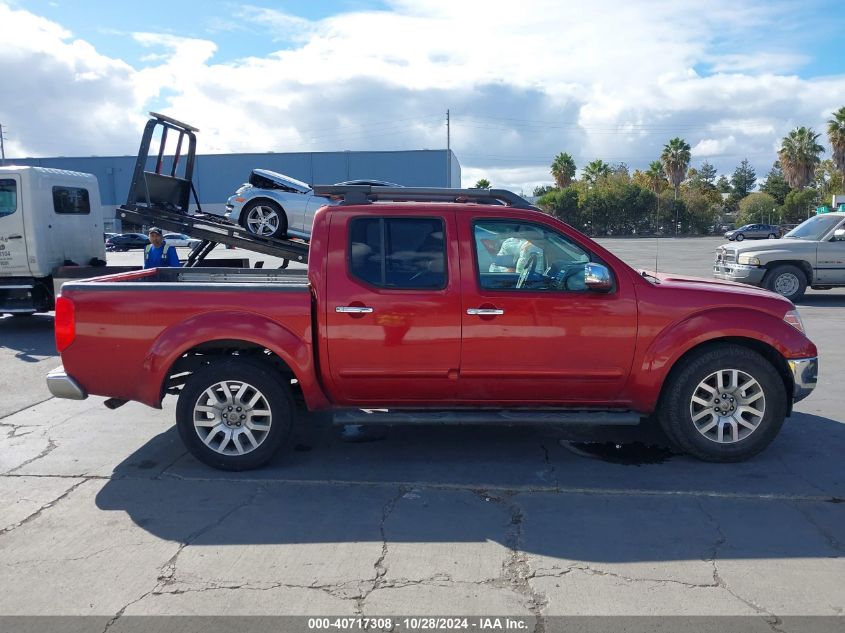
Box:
[783,215,843,240]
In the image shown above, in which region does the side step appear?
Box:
[332,409,642,426]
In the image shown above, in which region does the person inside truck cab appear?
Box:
[144,227,181,269]
[489,234,544,274]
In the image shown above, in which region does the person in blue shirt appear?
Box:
[143,227,181,268]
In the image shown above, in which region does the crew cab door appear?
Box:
[457,216,638,404]
[324,210,461,404]
[0,175,30,276]
[816,217,845,283]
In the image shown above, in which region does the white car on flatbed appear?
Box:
[222,170,401,240]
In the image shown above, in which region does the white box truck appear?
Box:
[0,166,118,315]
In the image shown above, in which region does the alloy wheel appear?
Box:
[192,380,272,455]
[689,368,766,443]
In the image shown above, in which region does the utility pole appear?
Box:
[446,109,451,187]
[0,123,6,166]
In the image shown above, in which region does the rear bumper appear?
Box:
[713,264,767,285]
[46,366,88,400]
[789,357,818,403]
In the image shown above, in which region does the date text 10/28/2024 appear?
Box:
[308,618,529,631]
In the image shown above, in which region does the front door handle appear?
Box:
[336,306,374,314]
[8,234,22,239]
[467,308,504,316]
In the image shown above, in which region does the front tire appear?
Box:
[176,359,294,470]
[241,199,288,239]
[764,264,807,301]
[658,344,787,462]
[735,233,745,241]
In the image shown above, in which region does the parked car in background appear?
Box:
[725,224,780,241]
[105,233,150,252]
[223,170,404,240]
[162,233,201,249]
[104,232,118,242]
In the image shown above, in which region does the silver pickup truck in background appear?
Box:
[714,212,845,301]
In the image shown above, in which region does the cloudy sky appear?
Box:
[1,0,844,193]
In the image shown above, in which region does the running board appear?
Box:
[332,409,642,426]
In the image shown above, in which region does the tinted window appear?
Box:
[349,217,446,289]
[0,179,16,217]
[474,220,593,291]
[53,186,90,214]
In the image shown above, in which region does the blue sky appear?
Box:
[2,0,845,191]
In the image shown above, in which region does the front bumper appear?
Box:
[713,263,767,285]
[789,357,818,403]
[46,366,88,400]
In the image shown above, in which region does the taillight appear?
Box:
[55,296,76,352]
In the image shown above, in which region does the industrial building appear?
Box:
[8,149,461,232]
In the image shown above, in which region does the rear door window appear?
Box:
[0,179,17,217]
[349,217,446,289]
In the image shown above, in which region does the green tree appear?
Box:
[828,106,845,189]
[538,187,580,225]
[643,161,667,194]
[533,184,556,197]
[778,126,825,190]
[660,137,692,200]
[737,192,777,226]
[551,152,577,189]
[781,189,819,224]
[814,159,844,199]
[730,158,757,198]
[716,175,731,193]
[698,161,718,185]
[583,159,611,185]
[760,161,791,205]
[660,137,691,234]
[474,178,491,189]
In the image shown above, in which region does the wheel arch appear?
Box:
[762,260,814,284]
[138,312,331,411]
[655,337,794,416]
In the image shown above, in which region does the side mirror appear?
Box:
[834,229,845,241]
[584,263,612,292]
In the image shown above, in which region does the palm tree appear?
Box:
[828,107,845,188]
[474,178,491,189]
[660,137,691,200]
[583,159,610,185]
[645,161,666,194]
[551,152,576,188]
[778,126,825,190]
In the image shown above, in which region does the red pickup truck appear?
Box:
[47,186,818,470]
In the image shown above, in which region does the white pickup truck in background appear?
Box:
[0,166,115,315]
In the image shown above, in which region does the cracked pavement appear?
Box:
[0,241,844,623]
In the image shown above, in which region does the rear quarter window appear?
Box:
[53,186,91,214]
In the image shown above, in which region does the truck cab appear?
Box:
[0,166,106,314]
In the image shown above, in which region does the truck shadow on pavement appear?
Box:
[0,314,56,362]
[94,410,845,561]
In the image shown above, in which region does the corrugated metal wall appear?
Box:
[9,150,461,212]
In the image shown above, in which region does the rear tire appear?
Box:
[768,233,777,239]
[658,344,786,462]
[176,359,294,471]
[241,199,288,239]
[764,264,807,301]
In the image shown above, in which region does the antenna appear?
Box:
[0,123,7,166]
[446,109,451,187]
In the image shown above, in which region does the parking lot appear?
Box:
[1,237,843,623]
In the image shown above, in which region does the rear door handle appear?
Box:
[467,308,504,316]
[7,235,22,239]
[336,306,374,314]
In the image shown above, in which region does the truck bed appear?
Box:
[58,266,314,408]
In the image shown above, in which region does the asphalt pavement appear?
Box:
[0,238,842,626]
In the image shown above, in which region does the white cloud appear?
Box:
[0,0,843,192]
